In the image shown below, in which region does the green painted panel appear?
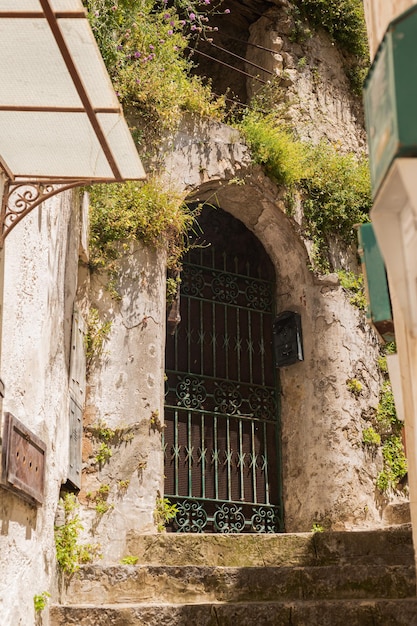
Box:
[358,223,394,342]
[364,6,417,195]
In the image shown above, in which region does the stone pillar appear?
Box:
[82,241,167,561]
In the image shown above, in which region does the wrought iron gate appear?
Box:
[164,207,283,533]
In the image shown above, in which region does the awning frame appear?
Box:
[0,0,146,246]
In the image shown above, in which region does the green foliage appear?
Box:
[337,270,366,310]
[84,0,224,136]
[238,111,308,187]
[120,555,139,565]
[85,308,112,372]
[346,378,362,397]
[154,496,178,532]
[33,592,50,613]
[376,381,400,433]
[95,442,112,466]
[362,426,381,447]
[377,436,407,493]
[238,112,371,271]
[89,179,196,274]
[374,381,407,492]
[95,500,114,515]
[311,523,324,533]
[293,0,369,59]
[378,343,397,375]
[302,143,371,270]
[55,494,100,574]
[291,0,369,92]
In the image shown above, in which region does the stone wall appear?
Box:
[246,4,366,153]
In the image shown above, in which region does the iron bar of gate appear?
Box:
[214,415,219,500]
[199,298,204,376]
[263,420,270,504]
[226,415,231,501]
[174,409,179,495]
[201,413,206,499]
[251,420,257,503]
[239,418,244,501]
[187,410,192,497]
[248,308,254,385]
[260,312,265,386]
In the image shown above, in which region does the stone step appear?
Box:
[50,599,417,626]
[125,526,414,567]
[60,563,415,605]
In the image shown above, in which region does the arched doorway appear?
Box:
[164,205,283,532]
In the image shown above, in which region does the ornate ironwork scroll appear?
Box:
[0,180,82,246]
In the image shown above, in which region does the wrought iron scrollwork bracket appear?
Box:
[0,179,84,248]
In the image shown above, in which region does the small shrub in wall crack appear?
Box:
[55,494,101,574]
[120,555,139,565]
[33,591,50,613]
[337,270,366,311]
[154,495,178,532]
[85,308,112,373]
[346,378,362,397]
[362,426,381,448]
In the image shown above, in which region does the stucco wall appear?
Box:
[0,190,80,625]
[79,243,167,561]
[364,0,417,60]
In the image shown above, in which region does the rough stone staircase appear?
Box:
[50,525,417,625]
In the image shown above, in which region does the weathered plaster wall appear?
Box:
[80,243,166,561]
[0,190,80,625]
[364,0,417,60]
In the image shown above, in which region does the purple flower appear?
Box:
[164,13,170,19]
[204,0,210,4]
[170,20,175,26]
[149,44,155,50]
[189,12,196,20]
[180,20,186,26]
[117,44,123,50]
[191,24,197,30]
[167,30,173,35]
[224,8,230,13]
[134,51,141,58]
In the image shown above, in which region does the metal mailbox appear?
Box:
[273,311,304,367]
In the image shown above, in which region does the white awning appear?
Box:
[0,0,145,183]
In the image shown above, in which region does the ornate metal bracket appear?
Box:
[0,179,83,247]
